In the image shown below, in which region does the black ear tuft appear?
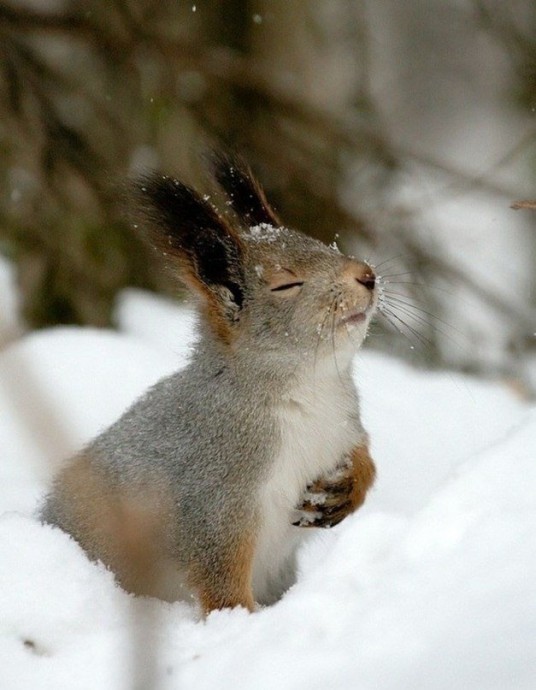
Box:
[208,151,281,228]
[135,173,244,308]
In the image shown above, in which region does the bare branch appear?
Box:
[511,200,536,210]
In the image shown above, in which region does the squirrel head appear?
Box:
[135,153,378,368]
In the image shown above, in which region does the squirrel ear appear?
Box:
[135,173,245,311]
[208,151,281,228]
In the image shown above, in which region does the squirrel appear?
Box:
[40,153,378,614]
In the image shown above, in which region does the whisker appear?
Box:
[330,295,345,386]
[313,302,333,380]
[344,324,353,345]
[382,300,435,331]
[372,254,407,271]
[382,298,448,338]
[382,292,456,325]
[380,306,436,351]
[381,294,466,348]
[342,296,361,350]
[383,281,481,314]
[377,271,416,280]
[378,309,422,352]
[313,291,342,382]
[379,281,458,298]
[382,301,441,341]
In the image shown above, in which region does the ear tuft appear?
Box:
[208,151,281,228]
[134,173,245,308]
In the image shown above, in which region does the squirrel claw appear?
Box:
[293,497,353,529]
[311,500,353,528]
[293,457,364,529]
[292,515,320,528]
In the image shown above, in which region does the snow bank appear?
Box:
[0,327,180,515]
[0,290,534,690]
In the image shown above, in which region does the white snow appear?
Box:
[246,223,282,243]
[0,287,535,690]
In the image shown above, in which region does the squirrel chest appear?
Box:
[251,372,364,603]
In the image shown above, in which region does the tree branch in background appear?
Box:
[0,0,534,378]
[511,200,536,210]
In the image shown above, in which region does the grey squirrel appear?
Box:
[40,153,378,613]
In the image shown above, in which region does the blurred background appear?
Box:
[0,0,535,389]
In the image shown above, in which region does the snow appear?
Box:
[246,223,282,243]
[0,285,535,690]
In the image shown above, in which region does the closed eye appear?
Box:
[270,281,304,292]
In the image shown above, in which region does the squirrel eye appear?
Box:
[268,268,304,295]
[270,281,304,293]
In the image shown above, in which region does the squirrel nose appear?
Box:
[345,262,376,291]
[342,259,376,292]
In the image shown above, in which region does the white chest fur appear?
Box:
[251,366,364,604]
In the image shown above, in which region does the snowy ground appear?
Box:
[0,265,535,689]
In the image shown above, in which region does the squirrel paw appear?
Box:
[292,467,353,529]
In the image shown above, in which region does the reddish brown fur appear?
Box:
[190,531,257,614]
[348,443,377,511]
[162,221,245,346]
[51,452,258,609]
[50,454,174,597]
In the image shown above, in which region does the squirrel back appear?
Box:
[40,153,378,612]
